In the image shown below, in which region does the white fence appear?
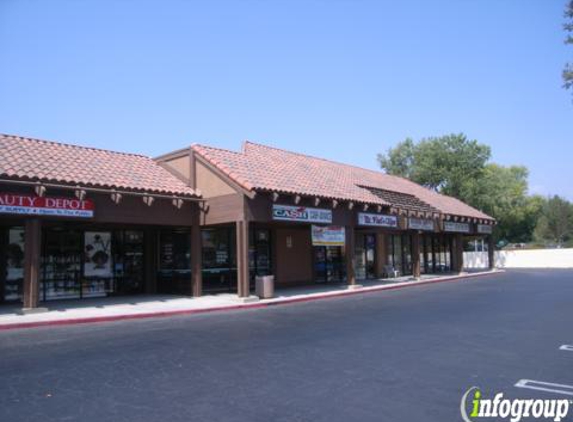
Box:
[463,249,573,269]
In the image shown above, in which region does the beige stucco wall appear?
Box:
[196,161,237,198]
[160,154,190,182]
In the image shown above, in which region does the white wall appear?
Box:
[464,249,573,269]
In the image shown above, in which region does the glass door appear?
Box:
[249,228,272,280]
[201,227,237,293]
[355,233,376,280]
[42,229,82,301]
[113,230,144,295]
[355,234,366,280]
[3,227,25,302]
[364,234,376,279]
[158,230,191,295]
[314,246,345,283]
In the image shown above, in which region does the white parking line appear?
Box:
[515,379,573,396]
[559,345,573,352]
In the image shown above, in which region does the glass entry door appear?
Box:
[42,229,82,300]
[2,227,25,302]
[313,246,345,283]
[201,227,237,293]
[250,228,272,280]
[355,233,376,280]
[157,230,191,295]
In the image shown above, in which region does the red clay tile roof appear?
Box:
[0,134,200,197]
[192,141,493,221]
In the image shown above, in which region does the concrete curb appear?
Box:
[0,270,503,331]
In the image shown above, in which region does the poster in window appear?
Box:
[6,228,25,281]
[84,232,112,277]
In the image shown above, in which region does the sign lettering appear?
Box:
[0,193,95,218]
[272,204,332,224]
[357,212,398,228]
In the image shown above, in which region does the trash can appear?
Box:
[255,275,275,299]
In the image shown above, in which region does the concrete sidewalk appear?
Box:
[0,270,501,330]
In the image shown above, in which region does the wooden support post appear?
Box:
[23,219,41,309]
[144,229,158,294]
[236,220,250,298]
[346,225,356,286]
[375,232,386,278]
[488,235,495,269]
[454,233,464,273]
[191,207,202,297]
[412,231,421,279]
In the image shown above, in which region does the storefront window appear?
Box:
[355,233,366,280]
[420,236,427,274]
[313,245,345,283]
[113,231,144,295]
[42,229,82,300]
[4,227,25,301]
[427,235,434,273]
[40,227,147,301]
[158,229,191,295]
[249,228,272,279]
[202,227,237,293]
[355,233,376,280]
[402,234,412,275]
[385,234,413,276]
[393,235,402,274]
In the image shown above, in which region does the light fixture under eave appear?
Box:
[75,187,86,201]
[172,197,184,209]
[111,191,122,205]
[143,196,155,207]
[34,183,46,197]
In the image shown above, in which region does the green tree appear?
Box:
[462,164,541,243]
[377,133,491,197]
[378,135,536,244]
[564,1,573,91]
[534,195,573,246]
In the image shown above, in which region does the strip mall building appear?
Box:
[0,134,495,310]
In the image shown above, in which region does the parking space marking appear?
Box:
[515,379,573,396]
[559,345,573,352]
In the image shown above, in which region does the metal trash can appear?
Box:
[255,275,275,299]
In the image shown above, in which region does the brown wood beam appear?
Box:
[191,207,203,297]
[412,231,421,279]
[346,225,356,286]
[454,233,464,273]
[375,231,387,278]
[236,220,250,297]
[23,219,41,309]
[488,235,495,269]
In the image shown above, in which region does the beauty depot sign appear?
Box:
[0,193,94,218]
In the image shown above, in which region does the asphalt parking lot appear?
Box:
[0,269,572,422]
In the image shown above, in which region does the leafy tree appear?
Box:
[377,133,491,198]
[565,1,573,91]
[533,195,573,246]
[462,164,541,243]
[378,135,537,244]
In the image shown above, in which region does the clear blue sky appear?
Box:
[1,0,571,199]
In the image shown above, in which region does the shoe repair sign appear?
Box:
[0,193,94,218]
